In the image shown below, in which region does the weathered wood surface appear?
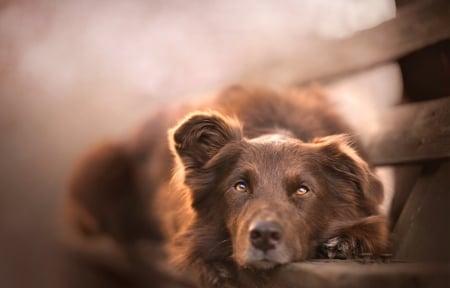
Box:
[387,165,422,230]
[393,161,450,262]
[366,97,450,166]
[242,0,450,86]
[272,261,450,288]
[64,227,450,288]
[64,235,450,288]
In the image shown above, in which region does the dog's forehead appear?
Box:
[242,133,310,163]
[248,133,300,145]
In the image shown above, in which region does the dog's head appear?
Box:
[170,111,386,269]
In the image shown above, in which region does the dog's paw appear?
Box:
[319,236,355,259]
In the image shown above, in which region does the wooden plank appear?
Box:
[388,165,422,230]
[392,161,450,262]
[366,97,450,166]
[270,261,450,288]
[241,0,450,86]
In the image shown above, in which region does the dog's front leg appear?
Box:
[196,260,238,288]
[318,218,389,260]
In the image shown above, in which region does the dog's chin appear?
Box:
[238,249,289,270]
[245,259,279,270]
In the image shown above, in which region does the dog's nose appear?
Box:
[249,220,282,252]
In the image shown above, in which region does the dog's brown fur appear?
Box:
[67,85,389,287]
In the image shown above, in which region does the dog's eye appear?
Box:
[295,185,310,196]
[234,181,248,193]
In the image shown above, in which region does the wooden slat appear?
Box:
[366,97,450,166]
[387,165,422,230]
[270,261,450,288]
[393,162,450,262]
[241,0,450,86]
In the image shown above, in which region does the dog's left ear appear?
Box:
[170,111,243,169]
[313,135,383,205]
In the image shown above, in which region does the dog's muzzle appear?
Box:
[249,220,283,252]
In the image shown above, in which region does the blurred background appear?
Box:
[0,0,413,287]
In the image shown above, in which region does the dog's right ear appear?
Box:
[170,111,243,169]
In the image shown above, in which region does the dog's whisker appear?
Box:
[208,239,233,254]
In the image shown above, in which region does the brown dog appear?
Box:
[68,85,388,287]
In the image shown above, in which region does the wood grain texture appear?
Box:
[392,162,450,262]
[388,165,422,230]
[366,97,450,165]
[270,260,449,288]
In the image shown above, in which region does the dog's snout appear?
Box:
[249,220,282,252]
